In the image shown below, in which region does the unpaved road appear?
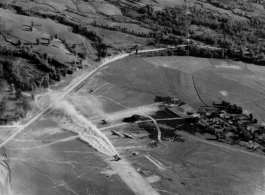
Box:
[143,115,161,143]
[107,158,160,195]
[0,52,130,148]
[0,49,167,195]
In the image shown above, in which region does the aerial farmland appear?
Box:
[0,0,265,195]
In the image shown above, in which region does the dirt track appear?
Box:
[107,158,160,195]
[0,49,166,195]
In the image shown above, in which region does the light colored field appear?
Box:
[64,11,99,23]
[143,56,265,122]
[106,158,160,195]
[144,56,213,74]
[198,1,248,21]
[3,51,265,195]
[87,24,152,48]
[0,8,81,47]
[0,7,87,48]
[157,66,203,108]
[40,0,77,10]
[0,8,69,35]
[34,44,78,64]
[0,8,87,65]
[16,1,55,12]
[91,2,122,15]
[76,72,265,195]
[77,1,97,14]
[143,0,185,5]
[246,63,265,74]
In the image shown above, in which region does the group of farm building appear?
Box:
[168,100,265,152]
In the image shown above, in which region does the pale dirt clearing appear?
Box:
[215,65,242,69]
[88,103,160,122]
[220,90,228,97]
[107,158,160,195]
[146,175,161,184]
[145,155,166,171]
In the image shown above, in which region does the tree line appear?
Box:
[0,45,81,91]
[108,1,265,64]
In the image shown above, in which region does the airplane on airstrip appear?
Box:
[111,130,121,137]
[100,119,107,125]
[113,154,122,161]
[123,133,134,139]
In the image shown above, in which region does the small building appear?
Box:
[219,113,225,118]
[166,106,183,117]
[166,104,195,117]
[21,92,32,99]
[11,84,15,94]
[246,125,262,138]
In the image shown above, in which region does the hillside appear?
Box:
[1,1,265,195]
[0,0,265,91]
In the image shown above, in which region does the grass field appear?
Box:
[40,0,77,11]
[86,24,152,49]
[3,54,265,195]
[143,56,265,123]
[1,1,265,194]
[7,123,136,195]
[72,56,265,194]
[91,2,122,15]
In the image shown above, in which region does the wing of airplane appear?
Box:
[111,131,121,137]
[123,133,133,139]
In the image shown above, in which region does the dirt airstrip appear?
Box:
[1,55,265,195]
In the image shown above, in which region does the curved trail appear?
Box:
[143,115,162,143]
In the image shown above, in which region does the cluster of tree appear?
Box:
[66,8,88,17]
[248,113,258,124]
[22,98,32,112]
[89,21,157,38]
[108,1,265,64]
[223,102,243,114]
[71,23,109,59]
[0,97,7,116]
[3,0,265,66]
[46,17,108,59]
[0,46,78,91]
[154,96,181,105]
[105,15,159,31]
[0,114,21,125]
[108,15,142,25]
[207,0,254,13]
[139,44,225,58]
[0,94,26,124]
